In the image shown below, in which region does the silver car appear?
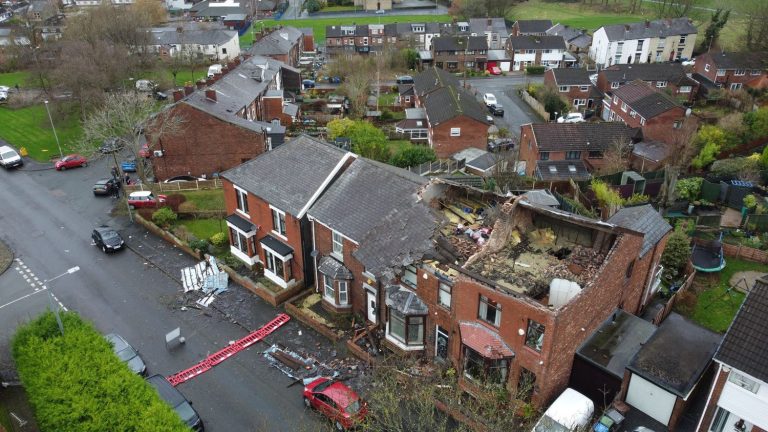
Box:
[106,333,147,375]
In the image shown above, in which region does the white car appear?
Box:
[375,9,385,14]
[0,85,9,92]
[557,113,585,123]
[681,58,696,66]
[483,93,497,106]
[0,90,7,102]
[532,388,594,432]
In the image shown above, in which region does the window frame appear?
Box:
[734,69,746,76]
[656,81,667,88]
[588,150,604,159]
[331,230,343,259]
[402,265,418,288]
[234,186,249,215]
[338,280,349,305]
[271,207,287,237]
[525,320,545,352]
[323,274,335,301]
[387,307,425,347]
[728,371,760,393]
[450,127,461,137]
[478,295,501,327]
[539,151,550,161]
[621,102,628,112]
[438,282,452,309]
[558,85,568,92]
[611,81,620,89]
[462,345,509,386]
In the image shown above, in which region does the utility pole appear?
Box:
[44,100,63,159]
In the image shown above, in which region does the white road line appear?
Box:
[4,260,69,312]
[0,289,47,310]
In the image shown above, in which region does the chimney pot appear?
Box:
[205,88,217,102]
[184,84,194,96]
[173,89,184,102]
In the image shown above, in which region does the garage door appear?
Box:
[626,374,676,425]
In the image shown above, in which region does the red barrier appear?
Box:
[167,313,291,386]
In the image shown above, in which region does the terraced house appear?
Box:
[430,35,488,73]
[590,18,697,68]
[596,63,700,103]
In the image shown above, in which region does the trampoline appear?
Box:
[691,233,726,273]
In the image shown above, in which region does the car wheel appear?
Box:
[303,397,311,409]
[335,420,344,431]
[82,162,87,167]
[60,166,66,170]
[101,245,106,253]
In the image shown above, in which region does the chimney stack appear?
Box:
[205,88,217,102]
[196,80,206,90]
[184,83,194,96]
[206,77,215,87]
[173,89,184,102]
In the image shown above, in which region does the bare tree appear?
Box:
[597,137,632,175]
[80,93,186,184]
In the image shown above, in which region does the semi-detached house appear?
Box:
[692,51,768,92]
[589,18,697,68]
[506,35,567,70]
[544,68,601,112]
[596,62,700,103]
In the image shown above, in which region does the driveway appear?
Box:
[0,151,333,431]
[465,75,545,137]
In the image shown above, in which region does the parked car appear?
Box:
[91,226,125,253]
[121,158,137,172]
[557,113,585,123]
[105,333,146,375]
[55,154,87,171]
[532,388,594,432]
[483,93,497,106]
[93,178,121,196]
[135,79,157,93]
[146,375,203,431]
[302,79,316,89]
[127,191,167,209]
[328,76,342,84]
[138,143,151,158]
[488,104,504,116]
[100,137,122,154]
[486,114,494,124]
[374,8,385,14]
[487,66,502,75]
[303,377,367,431]
[0,145,23,168]
[207,64,222,78]
[396,75,414,84]
[488,138,515,152]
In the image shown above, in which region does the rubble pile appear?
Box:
[544,245,605,286]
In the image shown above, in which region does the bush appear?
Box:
[222,253,244,270]
[623,193,651,206]
[388,145,436,168]
[189,238,209,252]
[675,177,703,202]
[177,201,197,213]
[12,312,189,432]
[209,232,228,248]
[660,231,692,278]
[152,207,178,228]
[163,194,187,212]
[525,65,545,75]
[305,0,321,12]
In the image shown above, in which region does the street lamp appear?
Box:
[44,100,63,159]
[44,266,80,336]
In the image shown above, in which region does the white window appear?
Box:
[728,371,760,393]
[402,265,418,287]
[332,230,343,258]
[338,281,348,305]
[450,128,461,137]
[640,117,646,126]
[679,86,692,93]
[716,69,726,76]
[673,120,682,129]
[621,102,628,112]
[478,295,501,327]
[656,81,667,88]
[704,64,710,72]
[526,49,535,54]
[235,187,249,214]
[438,282,451,309]
[611,82,620,89]
[752,69,762,75]
[613,95,619,104]
[558,85,568,92]
[730,83,742,91]
[271,208,286,237]
[580,85,589,91]
[264,249,292,283]
[323,275,334,300]
[734,69,746,76]
[630,110,637,118]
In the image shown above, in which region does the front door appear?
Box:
[366,289,377,323]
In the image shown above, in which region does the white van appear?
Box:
[135,79,157,92]
[207,64,223,78]
[0,145,23,168]
[533,388,594,432]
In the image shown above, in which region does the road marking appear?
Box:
[6,259,69,312]
[0,289,47,311]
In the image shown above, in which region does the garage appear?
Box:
[626,374,677,425]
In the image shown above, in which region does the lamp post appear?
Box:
[44,266,80,336]
[44,100,63,159]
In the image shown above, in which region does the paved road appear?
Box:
[465,75,546,136]
[0,151,328,432]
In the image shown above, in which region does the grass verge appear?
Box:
[0,105,83,161]
[0,71,32,88]
[508,0,644,31]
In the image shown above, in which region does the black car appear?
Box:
[106,333,146,376]
[93,178,121,196]
[488,138,516,152]
[488,104,504,116]
[302,79,315,89]
[146,375,203,431]
[100,137,122,154]
[91,226,124,253]
[396,75,414,84]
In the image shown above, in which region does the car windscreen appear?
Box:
[1,151,17,159]
[100,231,120,241]
[345,399,362,414]
[534,415,571,432]
[313,380,334,392]
[175,401,197,424]
[116,346,136,361]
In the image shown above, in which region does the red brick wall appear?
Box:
[431,116,487,158]
[150,103,267,180]
[609,96,688,145]
[519,124,538,176]
[693,53,768,89]
[697,365,728,432]
[312,220,366,315]
[303,34,315,52]
[693,53,718,83]
[222,179,305,283]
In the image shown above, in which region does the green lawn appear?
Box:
[509,0,645,31]
[0,70,32,88]
[241,14,452,47]
[177,218,225,241]
[137,68,208,89]
[378,92,398,106]
[321,5,357,12]
[179,189,225,211]
[675,258,767,333]
[386,139,414,155]
[0,105,83,161]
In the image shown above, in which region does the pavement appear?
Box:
[465,75,546,136]
[0,144,357,432]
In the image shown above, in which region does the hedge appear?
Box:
[12,311,190,432]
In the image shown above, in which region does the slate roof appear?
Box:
[628,313,721,397]
[535,160,591,181]
[612,80,681,119]
[608,204,672,257]
[546,23,583,42]
[632,140,671,163]
[317,256,353,280]
[422,85,489,125]
[398,84,414,96]
[602,18,697,42]
[514,19,553,34]
[507,35,565,51]
[308,157,428,241]
[569,33,593,49]
[715,277,768,383]
[261,235,293,257]
[386,285,428,315]
[469,17,509,38]
[551,68,592,86]
[148,28,237,47]
[530,122,639,152]
[432,35,488,52]
[413,66,460,96]
[466,153,498,172]
[707,51,768,70]
[601,63,691,85]
[221,135,347,216]
[250,27,303,56]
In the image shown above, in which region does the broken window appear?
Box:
[438,282,451,309]
[435,326,449,360]
[402,265,418,288]
[387,308,424,346]
[478,295,501,327]
[525,320,545,352]
[463,346,509,386]
[519,368,536,401]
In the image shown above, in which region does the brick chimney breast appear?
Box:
[205,88,217,102]
[184,84,194,96]
[196,80,205,90]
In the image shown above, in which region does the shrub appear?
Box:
[388,145,436,168]
[591,179,622,209]
[675,177,703,201]
[525,65,545,75]
[12,312,189,432]
[623,193,650,206]
[660,231,692,278]
[209,232,228,248]
[152,207,178,228]
[163,194,187,212]
[189,238,209,252]
[177,201,197,213]
[222,253,244,270]
[743,194,758,210]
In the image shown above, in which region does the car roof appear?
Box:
[146,375,186,407]
[95,226,116,234]
[130,191,152,197]
[321,381,359,408]
[105,333,129,351]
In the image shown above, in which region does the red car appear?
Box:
[127,191,167,209]
[138,143,151,158]
[303,378,367,430]
[55,154,88,170]
[487,66,502,75]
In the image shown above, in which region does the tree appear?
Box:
[701,8,730,51]
[449,0,522,19]
[743,0,768,51]
[132,0,167,25]
[690,125,733,169]
[743,107,768,141]
[80,93,186,183]
[540,86,568,120]
[348,121,390,162]
[327,118,356,140]
[761,145,768,169]
[660,230,691,279]
[388,145,436,168]
[403,49,419,71]
[597,136,632,175]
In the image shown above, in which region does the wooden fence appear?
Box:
[520,90,549,120]
[652,268,697,326]
[125,178,223,193]
[722,243,768,264]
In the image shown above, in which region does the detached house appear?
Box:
[544,68,601,112]
[506,35,567,71]
[431,35,488,73]
[604,80,690,144]
[697,277,768,432]
[511,19,553,36]
[596,63,700,103]
[590,18,697,68]
[412,67,490,157]
[146,27,241,61]
[693,51,768,92]
[221,135,352,294]
[249,26,304,67]
[518,122,640,181]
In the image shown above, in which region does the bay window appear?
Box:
[463,346,509,386]
[324,275,334,301]
[387,308,424,346]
